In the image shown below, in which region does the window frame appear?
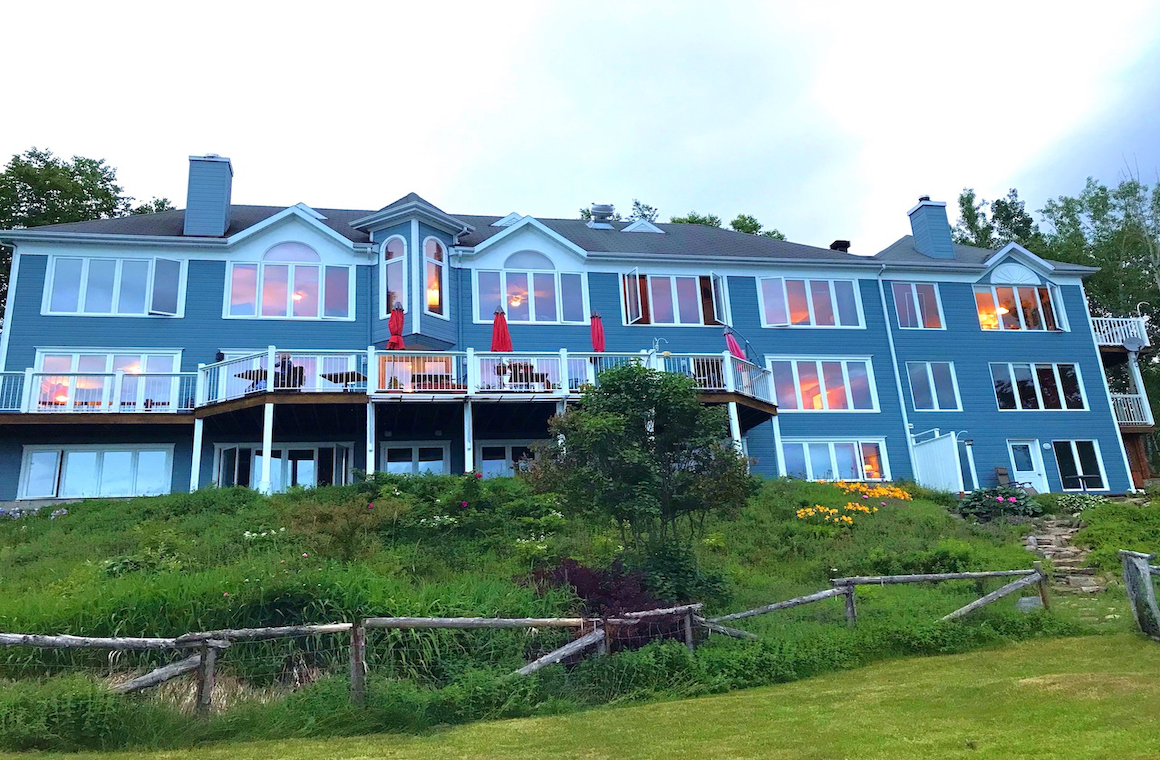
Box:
[779,437,891,481]
[973,283,1067,332]
[1051,439,1109,492]
[472,268,590,325]
[619,270,729,327]
[422,236,449,320]
[18,443,174,500]
[224,261,354,321]
[757,277,865,329]
[475,440,537,478]
[905,360,962,411]
[767,355,881,413]
[379,235,408,318]
[379,440,452,476]
[891,281,945,330]
[213,441,355,490]
[988,361,1088,412]
[42,256,186,318]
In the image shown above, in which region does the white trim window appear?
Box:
[380,236,407,317]
[476,441,535,478]
[1051,440,1107,491]
[475,269,587,323]
[227,242,352,320]
[758,277,862,328]
[621,270,729,326]
[381,442,451,475]
[892,282,944,329]
[423,237,447,318]
[768,357,878,411]
[781,439,889,481]
[906,361,961,411]
[19,444,174,499]
[44,256,184,317]
[215,443,354,490]
[973,284,1062,331]
[990,362,1087,411]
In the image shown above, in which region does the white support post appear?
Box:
[366,346,378,394]
[463,399,474,474]
[465,348,478,394]
[1128,355,1154,425]
[195,363,207,407]
[365,401,376,476]
[722,350,736,393]
[258,402,274,494]
[557,348,569,397]
[111,371,124,413]
[190,418,204,492]
[265,345,277,391]
[21,367,34,412]
[727,401,742,449]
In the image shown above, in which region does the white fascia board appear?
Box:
[350,203,474,236]
[0,231,228,249]
[468,216,589,259]
[984,242,1057,272]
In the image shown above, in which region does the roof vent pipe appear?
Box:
[587,203,616,229]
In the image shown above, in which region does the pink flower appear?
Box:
[880,502,887,506]
[861,494,868,499]
[223,592,229,597]
[474,473,483,479]
[1007,496,1018,503]
[995,496,1004,502]
[302,553,308,558]
[367,503,374,511]
[460,501,468,508]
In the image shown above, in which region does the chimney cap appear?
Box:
[918,195,931,202]
[829,239,851,253]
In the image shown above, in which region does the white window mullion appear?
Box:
[790,360,802,409]
[841,360,854,409]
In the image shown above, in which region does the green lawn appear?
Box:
[18,633,1160,760]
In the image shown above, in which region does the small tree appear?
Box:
[527,362,755,550]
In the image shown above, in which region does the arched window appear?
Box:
[424,237,446,316]
[475,250,587,323]
[227,242,351,320]
[381,236,406,315]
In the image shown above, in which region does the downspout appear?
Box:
[876,265,918,480]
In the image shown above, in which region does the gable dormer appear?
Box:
[973,244,1068,332]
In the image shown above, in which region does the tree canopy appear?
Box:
[527,362,755,550]
[952,188,1045,250]
[669,210,785,239]
[0,148,171,331]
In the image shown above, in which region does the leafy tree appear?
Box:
[130,197,174,215]
[527,363,755,550]
[0,148,165,332]
[669,210,722,227]
[952,188,1045,250]
[729,213,786,240]
[627,199,658,222]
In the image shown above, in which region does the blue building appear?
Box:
[0,155,1152,502]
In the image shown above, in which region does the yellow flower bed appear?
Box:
[795,481,912,526]
[833,481,912,501]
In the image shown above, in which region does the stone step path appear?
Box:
[1024,517,1106,594]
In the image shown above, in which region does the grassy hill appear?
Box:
[0,476,1125,752]
[11,634,1159,760]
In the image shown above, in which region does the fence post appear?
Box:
[265,345,277,390]
[349,621,366,706]
[842,585,857,627]
[196,643,219,717]
[682,610,696,652]
[1032,561,1051,611]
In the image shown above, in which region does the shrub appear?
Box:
[279,489,406,562]
[635,542,729,605]
[958,487,1040,521]
[1073,500,1160,570]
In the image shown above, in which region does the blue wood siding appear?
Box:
[183,159,232,236]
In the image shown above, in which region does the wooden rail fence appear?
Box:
[1120,550,1160,641]
[0,568,1050,713]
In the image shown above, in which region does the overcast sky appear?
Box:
[5,1,1159,254]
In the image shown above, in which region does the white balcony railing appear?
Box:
[15,372,196,413]
[1112,393,1155,426]
[0,372,24,411]
[1092,317,1150,348]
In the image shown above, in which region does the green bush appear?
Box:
[958,486,1040,521]
[1073,501,1160,570]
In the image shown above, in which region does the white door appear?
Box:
[1007,440,1049,493]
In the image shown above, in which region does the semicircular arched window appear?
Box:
[227,241,351,320]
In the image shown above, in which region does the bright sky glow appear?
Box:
[4,0,1159,253]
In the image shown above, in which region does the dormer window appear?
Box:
[380,236,406,315]
[227,242,352,320]
[973,285,1060,331]
[424,238,446,317]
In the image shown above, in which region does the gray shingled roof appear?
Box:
[874,235,1096,273]
[7,207,1097,273]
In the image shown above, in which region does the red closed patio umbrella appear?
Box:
[590,311,605,353]
[724,328,746,359]
[491,307,513,352]
[386,303,405,350]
